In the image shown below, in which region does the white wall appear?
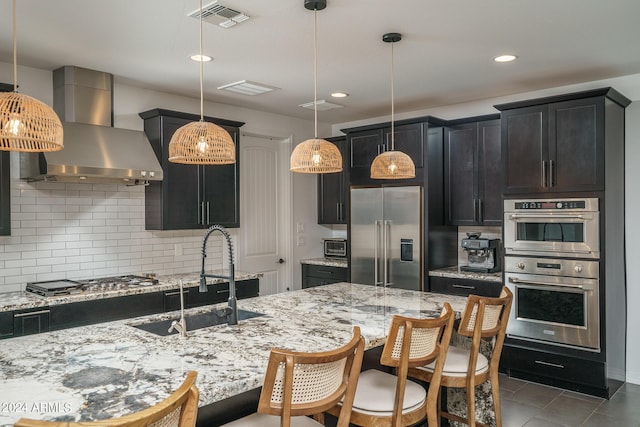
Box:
[0,62,334,291]
[333,73,640,385]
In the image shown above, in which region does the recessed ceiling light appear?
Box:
[190,54,213,62]
[494,54,517,63]
[331,92,349,98]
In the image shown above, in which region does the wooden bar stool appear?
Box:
[328,303,455,427]
[221,326,364,427]
[408,287,513,427]
[14,371,200,427]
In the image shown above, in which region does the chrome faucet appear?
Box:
[200,225,238,326]
[168,280,188,337]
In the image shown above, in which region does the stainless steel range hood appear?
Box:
[20,66,163,183]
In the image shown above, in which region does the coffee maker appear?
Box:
[460,232,501,273]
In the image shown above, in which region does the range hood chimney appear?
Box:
[20,66,163,183]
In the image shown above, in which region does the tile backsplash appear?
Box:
[0,180,223,293]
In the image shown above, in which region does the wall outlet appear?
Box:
[174,243,183,257]
[297,236,305,246]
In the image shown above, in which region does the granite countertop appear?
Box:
[0,283,468,425]
[429,266,502,283]
[0,271,261,313]
[300,257,348,268]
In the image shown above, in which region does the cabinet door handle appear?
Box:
[165,290,190,296]
[478,199,483,223]
[317,270,334,275]
[452,284,475,290]
[535,360,564,369]
[216,289,230,294]
[542,161,548,187]
[549,160,555,187]
[336,203,340,221]
[14,309,50,318]
[200,202,206,225]
[207,201,210,224]
[473,199,478,222]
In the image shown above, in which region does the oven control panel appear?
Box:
[504,256,599,279]
[505,197,598,212]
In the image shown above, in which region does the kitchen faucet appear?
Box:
[200,225,238,326]
[167,280,188,337]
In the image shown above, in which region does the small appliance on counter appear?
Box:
[460,232,501,273]
[323,238,347,258]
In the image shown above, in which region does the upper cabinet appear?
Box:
[444,116,501,226]
[0,82,12,236]
[496,88,630,195]
[139,109,244,230]
[317,136,349,224]
[344,119,443,186]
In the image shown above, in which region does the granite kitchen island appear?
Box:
[0,283,473,426]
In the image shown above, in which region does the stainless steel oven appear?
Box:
[504,198,599,259]
[505,256,599,351]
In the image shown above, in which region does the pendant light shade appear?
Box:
[371,32,415,180]
[168,0,234,165]
[290,0,343,174]
[0,0,63,152]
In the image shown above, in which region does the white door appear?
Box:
[237,133,292,295]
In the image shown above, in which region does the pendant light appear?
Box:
[168,0,235,164]
[370,33,415,180]
[290,0,342,174]
[0,0,63,152]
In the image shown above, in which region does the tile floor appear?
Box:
[499,374,640,427]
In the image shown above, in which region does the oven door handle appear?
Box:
[507,213,592,220]
[508,277,591,290]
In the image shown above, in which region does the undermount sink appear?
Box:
[130,309,265,336]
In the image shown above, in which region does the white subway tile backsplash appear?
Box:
[0,180,223,292]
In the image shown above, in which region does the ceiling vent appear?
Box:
[218,80,280,95]
[299,99,344,111]
[188,1,250,28]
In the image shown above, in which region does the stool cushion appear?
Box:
[350,369,426,415]
[417,345,489,377]
[220,413,323,427]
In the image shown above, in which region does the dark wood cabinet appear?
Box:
[186,278,259,308]
[302,264,348,289]
[50,292,164,331]
[347,122,425,186]
[429,276,502,297]
[13,308,50,336]
[0,310,14,339]
[139,109,244,230]
[444,116,501,226]
[0,83,12,236]
[496,88,628,195]
[318,137,349,224]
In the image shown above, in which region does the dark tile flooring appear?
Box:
[499,374,640,427]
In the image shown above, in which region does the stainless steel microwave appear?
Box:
[503,198,600,259]
[323,238,347,258]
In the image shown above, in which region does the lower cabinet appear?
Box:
[13,308,50,337]
[50,293,164,331]
[186,279,260,309]
[302,265,348,289]
[429,276,502,297]
[0,311,13,339]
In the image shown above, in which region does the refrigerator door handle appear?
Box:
[374,220,383,286]
[384,220,392,287]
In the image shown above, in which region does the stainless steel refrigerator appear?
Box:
[350,186,423,290]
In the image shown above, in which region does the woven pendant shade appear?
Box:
[290,138,342,173]
[370,150,416,179]
[0,92,63,152]
[168,120,235,164]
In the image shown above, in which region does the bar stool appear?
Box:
[408,288,513,427]
[14,371,200,427]
[329,303,455,427]
[221,326,364,427]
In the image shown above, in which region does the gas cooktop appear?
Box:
[25,275,159,297]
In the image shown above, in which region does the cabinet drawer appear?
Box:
[188,279,260,308]
[0,310,14,339]
[304,276,342,289]
[13,308,50,336]
[303,264,348,281]
[501,344,606,388]
[429,276,502,297]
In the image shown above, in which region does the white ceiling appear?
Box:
[1,0,639,124]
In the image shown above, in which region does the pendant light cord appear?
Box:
[390,40,395,151]
[313,9,318,139]
[12,0,18,91]
[199,0,204,122]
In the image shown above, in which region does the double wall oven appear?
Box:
[503,198,601,351]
